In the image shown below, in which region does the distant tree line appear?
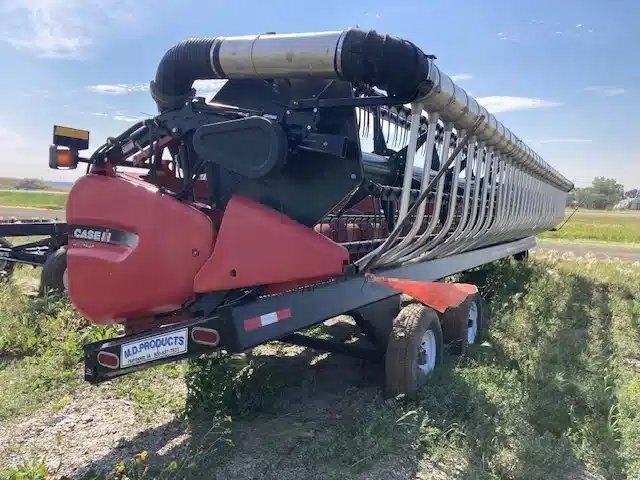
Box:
[566,177,637,209]
[14,178,50,191]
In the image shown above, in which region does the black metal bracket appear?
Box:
[280,332,383,361]
[290,94,413,110]
[351,310,387,351]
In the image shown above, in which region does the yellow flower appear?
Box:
[135,450,149,464]
[116,461,126,474]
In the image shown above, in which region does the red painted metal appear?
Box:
[67,174,216,324]
[194,195,349,292]
[366,274,477,313]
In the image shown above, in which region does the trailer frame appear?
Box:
[0,220,67,266]
[83,236,533,384]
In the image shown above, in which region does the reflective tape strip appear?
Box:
[244,308,292,331]
[54,125,90,140]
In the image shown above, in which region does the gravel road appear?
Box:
[535,240,640,262]
[0,206,65,221]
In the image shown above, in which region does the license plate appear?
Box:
[120,328,188,368]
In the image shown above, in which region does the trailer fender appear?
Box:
[365,274,477,314]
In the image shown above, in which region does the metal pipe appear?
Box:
[398,103,424,222]
[151,29,572,192]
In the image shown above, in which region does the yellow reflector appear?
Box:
[54,125,90,141]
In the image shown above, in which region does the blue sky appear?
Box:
[0,0,638,189]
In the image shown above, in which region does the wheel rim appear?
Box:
[62,268,69,291]
[467,301,479,344]
[417,329,437,374]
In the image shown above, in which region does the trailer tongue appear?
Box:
[51,30,572,395]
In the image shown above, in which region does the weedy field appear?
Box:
[0,255,639,480]
[0,191,67,210]
[540,209,640,244]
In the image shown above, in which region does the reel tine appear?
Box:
[365,107,370,138]
[393,108,399,146]
[402,113,409,145]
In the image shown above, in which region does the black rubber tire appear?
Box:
[443,293,488,355]
[385,303,443,398]
[0,238,15,280]
[39,246,67,296]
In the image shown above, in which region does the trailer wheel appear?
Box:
[0,238,15,280]
[40,246,67,296]
[385,303,443,398]
[444,294,488,355]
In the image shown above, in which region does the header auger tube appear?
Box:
[151,29,572,192]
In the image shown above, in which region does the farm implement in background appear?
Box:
[0,218,68,294]
[46,29,572,396]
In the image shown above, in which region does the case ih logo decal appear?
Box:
[73,228,112,243]
[244,308,292,332]
[69,225,138,247]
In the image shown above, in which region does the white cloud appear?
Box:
[0,0,140,58]
[576,23,583,28]
[476,96,562,113]
[450,73,473,82]
[538,138,592,144]
[584,86,627,97]
[87,83,148,95]
[112,114,143,123]
[496,31,520,43]
[193,79,227,97]
[87,79,226,98]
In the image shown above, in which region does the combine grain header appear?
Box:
[50,30,572,396]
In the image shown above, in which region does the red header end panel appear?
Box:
[194,195,349,293]
[67,174,215,324]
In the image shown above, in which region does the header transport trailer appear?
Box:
[48,29,572,397]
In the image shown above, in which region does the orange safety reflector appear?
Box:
[365,274,478,313]
[56,148,74,168]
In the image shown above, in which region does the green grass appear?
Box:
[0,191,67,210]
[0,267,188,422]
[1,258,639,479]
[0,456,48,480]
[294,257,640,479]
[541,210,640,244]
